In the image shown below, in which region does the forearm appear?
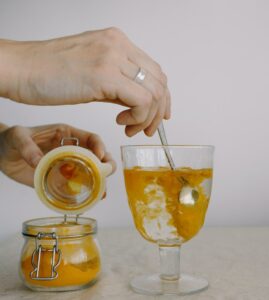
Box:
[0,37,90,106]
[0,39,31,102]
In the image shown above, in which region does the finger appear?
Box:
[43,124,107,163]
[62,125,104,160]
[11,127,43,167]
[115,75,153,126]
[30,124,71,154]
[128,46,167,87]
[118,63,165,132]
[120,60,166,106]
[112,73,152,108]
[102,151,117,175]
[144,95,167,136]
[101,191,107,200]
[86,133,107,160]
[128,47,171,123]
[116,104,150,127]
[124,101,159,137]
[70,126,106,160]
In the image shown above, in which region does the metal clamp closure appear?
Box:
[30,232,62,281]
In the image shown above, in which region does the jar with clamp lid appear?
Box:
[19,138,112,291]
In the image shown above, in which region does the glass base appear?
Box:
[130,273,208,296]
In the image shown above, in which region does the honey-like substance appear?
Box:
[124,167,213,243]
[20,235,101,289]
[43,157,102,211]
[59,162,94,196]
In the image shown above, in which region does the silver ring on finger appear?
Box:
[134,68,146,84]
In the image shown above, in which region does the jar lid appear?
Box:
[22,217,97,238]
[34,141,106,215]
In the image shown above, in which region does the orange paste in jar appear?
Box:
[20,233,101,288]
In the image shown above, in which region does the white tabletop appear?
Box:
[0,227,269,300]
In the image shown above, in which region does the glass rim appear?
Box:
[121,144,214,150]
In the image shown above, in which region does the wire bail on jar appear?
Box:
[63,214,81,224]
[60,137,79,147]
[30,232,62,281]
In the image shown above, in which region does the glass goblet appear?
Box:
[121,145,214,296]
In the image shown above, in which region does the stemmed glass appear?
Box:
[121,145,214,296]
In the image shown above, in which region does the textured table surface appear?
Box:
[0,227,269,300]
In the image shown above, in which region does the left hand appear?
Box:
[0,123,116,187]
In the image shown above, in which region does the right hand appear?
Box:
[0,28,171,137]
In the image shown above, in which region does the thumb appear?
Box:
[12,128,43,168]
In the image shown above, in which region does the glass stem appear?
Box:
[159,244,181,281]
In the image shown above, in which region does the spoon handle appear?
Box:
[157,121,176,170]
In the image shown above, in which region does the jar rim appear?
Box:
[22,216,97,238]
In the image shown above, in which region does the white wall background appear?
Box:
[0,0,268,241]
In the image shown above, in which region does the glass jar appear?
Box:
[19,138,111,291]
[34,137,112,215]
[20,216,101,291]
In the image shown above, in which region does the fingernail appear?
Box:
[31,155,42,167]
[100,149,105,159]
[144,129,153,137]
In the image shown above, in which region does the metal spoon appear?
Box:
[157,121,199,205]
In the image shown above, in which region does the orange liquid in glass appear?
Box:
[124,167,213,243]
